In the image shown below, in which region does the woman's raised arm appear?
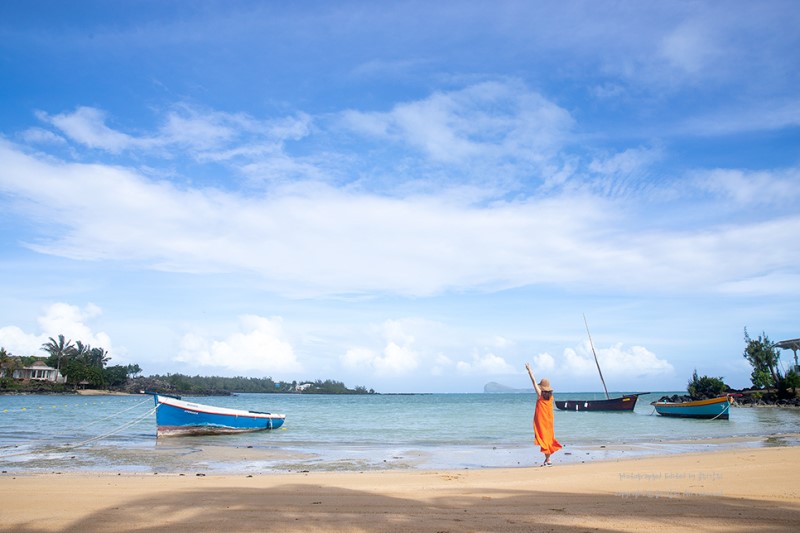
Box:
[525,362,542,396]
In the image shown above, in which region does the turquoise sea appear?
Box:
[2,392,799,474]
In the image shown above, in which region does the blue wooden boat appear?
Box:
[652,395,732,420]
[149,393,286,437]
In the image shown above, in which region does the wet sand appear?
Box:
[1,446,798,532]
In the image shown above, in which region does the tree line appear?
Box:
[0,333,374,395]
[135,374,375,395]
[0,334,141,391]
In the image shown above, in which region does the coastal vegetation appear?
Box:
[0,334,374,395]
[687,370,728,400]
[130,374,375,395]
[743,328,800,400]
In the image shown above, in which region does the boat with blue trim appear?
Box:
[652,395,732,420]
[147,392,286,436]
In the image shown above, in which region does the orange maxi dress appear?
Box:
[533,395,562,454]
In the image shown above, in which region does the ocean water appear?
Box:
[1,392,799,474]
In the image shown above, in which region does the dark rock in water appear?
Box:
[656,394,692,403]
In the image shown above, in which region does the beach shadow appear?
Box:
[3,479,799,533]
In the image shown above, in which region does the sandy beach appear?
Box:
[2,446,798,532]
[75,390,134,396]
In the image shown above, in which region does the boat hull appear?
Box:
[652,396,731,420]
[555,394,641,412]
[152,394,285,437]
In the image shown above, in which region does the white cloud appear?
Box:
[491,336,513,349]
[341,320,420,376]
[588,147,662,183]
[2,137,800,298]
[455,351,515,375]
[176,315,301,375]
[0,325,42,357]
[430,354,454,376]
[659,21,720,75]
[341,81,573,166]
[679,99,800,136]
[0,303,114,359]
[20,127,66,145]
[559,340,673,380]
[376,342,419,375]
[560,347,597,376]
[698,167,800,207]
[41,107,146,153]
[532,352,556,373]
[341,347,376,369]
[342,343,420,376]
[34,104,315,175]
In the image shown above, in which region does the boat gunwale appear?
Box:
[156,395,286,421]
[652,396,732,409]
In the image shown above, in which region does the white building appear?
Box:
[13,360,66,383]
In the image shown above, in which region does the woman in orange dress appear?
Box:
[525,362,562,466]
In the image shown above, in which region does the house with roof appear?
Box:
[13,360,66,383]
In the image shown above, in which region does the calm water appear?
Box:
[1,392,799,474]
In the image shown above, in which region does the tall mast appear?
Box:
[584,314,609,399]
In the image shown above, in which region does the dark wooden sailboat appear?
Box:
[555,316,646,412]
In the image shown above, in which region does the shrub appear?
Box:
[687,369,728,400]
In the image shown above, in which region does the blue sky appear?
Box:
[1,1,798,393]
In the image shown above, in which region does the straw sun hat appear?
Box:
[538,378,553,392]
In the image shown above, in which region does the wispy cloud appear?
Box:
[340,81,573,170]
[2,120,799,298]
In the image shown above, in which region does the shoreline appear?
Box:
[3,432,799,477]
[75,389,134,396]
[3,387,799,407]
[2,446,798,532]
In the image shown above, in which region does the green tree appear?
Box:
[73,340,90,362]
[743,328,792,399]
[104,365,130,388]
[62,358,89,388]
[784,368,800,397]
[0,347,22,379]
[40,334,76,381]
[126,364,142,378]
[687,369,727,400]
[0,347,11,377]
[82,347,110,370]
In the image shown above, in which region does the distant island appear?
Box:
[483,381,533,393]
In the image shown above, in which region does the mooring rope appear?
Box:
[648,397,731,420]
[707,398,731,421]
[0,397,152,452]
[0,400,158,458]
[64,405,158,449]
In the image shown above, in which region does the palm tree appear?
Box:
[87,347,110,368]
[40,334,75,382]
[73,340,90,363]
[0,347,15,378]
